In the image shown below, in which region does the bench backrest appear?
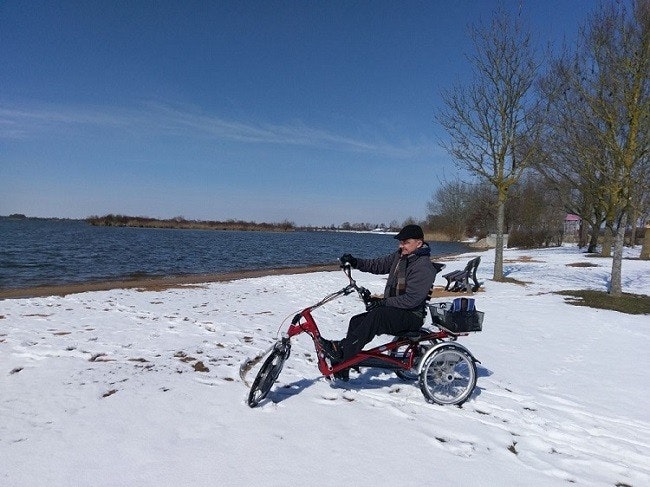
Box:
[468,256,480,282]
[464,256,480,271]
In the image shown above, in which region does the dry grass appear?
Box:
[424,231,451,242]
[557,290,650,315]
[566,262,599,268]
[498,277,529,286]
[503,256,545,263]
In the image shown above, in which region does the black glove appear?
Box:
[366,297,385,311]
[339,253,358,268]
[360,288,372,303]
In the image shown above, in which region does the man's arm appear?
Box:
[356,252,397,275]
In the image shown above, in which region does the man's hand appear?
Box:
[339,254,358,268]
[366,297,385,311]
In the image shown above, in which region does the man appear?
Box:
[322,224,438,380]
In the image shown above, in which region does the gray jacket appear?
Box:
[356,244,437,311]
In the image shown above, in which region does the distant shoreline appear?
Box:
[85,214,296,232]
[1,215,408,235]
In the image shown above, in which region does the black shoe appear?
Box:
[320,338,343,361]
[321,339,349,381]
[334,368,349,381]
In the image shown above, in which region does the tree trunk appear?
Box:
[628,207,638,247]
[587,223,599,253]
[493,198,506,281]
[578,219,588,248]
[601,226,612,257]
[609,213,627,297]
[641,224,650,260]
[628,226,636,247]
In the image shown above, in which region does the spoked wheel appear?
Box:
[247,340,290,408]
[390,328,437,381]
[419,345,476,406]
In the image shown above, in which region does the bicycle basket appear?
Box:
[428,302,484,333]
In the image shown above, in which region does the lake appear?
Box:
[0,219,469,289]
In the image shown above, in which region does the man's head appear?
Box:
[394,224,425,255]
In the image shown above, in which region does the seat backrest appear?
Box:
[427,283,435,302]
[426,262,446,303]
[432,262,446,273]
[427,262,446,302]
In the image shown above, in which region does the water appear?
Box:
[0,219,469,289]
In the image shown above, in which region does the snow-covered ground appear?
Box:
[2,245,649,486]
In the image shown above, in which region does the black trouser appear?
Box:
[341,306,423,360]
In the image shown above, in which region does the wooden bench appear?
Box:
[442,256,481,293]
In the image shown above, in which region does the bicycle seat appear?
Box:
[398,330,428,340]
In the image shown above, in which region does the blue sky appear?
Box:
[1,1,601,226]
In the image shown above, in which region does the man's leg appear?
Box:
[341,307,422,360]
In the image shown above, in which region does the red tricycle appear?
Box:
[242,265,483,408]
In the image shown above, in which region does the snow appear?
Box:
[1,245,649,486]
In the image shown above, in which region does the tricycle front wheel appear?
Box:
[419,345,476,406]
[247,342,290,407]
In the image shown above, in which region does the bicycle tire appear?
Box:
[418,345,476,406]
[247,345,289,407]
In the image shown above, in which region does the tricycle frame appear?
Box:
[244,266,480,407]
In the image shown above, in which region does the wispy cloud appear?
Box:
[0,105,130,135]
[0,101,436,159]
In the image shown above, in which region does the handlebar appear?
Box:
[305,265,371,314]
[342,265,372,304]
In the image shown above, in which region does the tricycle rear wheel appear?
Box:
[419,345,476,406]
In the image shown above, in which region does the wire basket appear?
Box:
[428,303,484,333]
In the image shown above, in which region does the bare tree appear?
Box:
[436,10,542,280]
[533,63,610,252]
[507,173,566,247]
[539,1,649,296]
[465,181,498,239]
[427,181,472,240]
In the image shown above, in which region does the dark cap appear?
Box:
[394,224,424,240]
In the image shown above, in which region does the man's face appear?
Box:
[398,238,422,256]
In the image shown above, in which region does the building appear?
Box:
[564,214,581,242]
